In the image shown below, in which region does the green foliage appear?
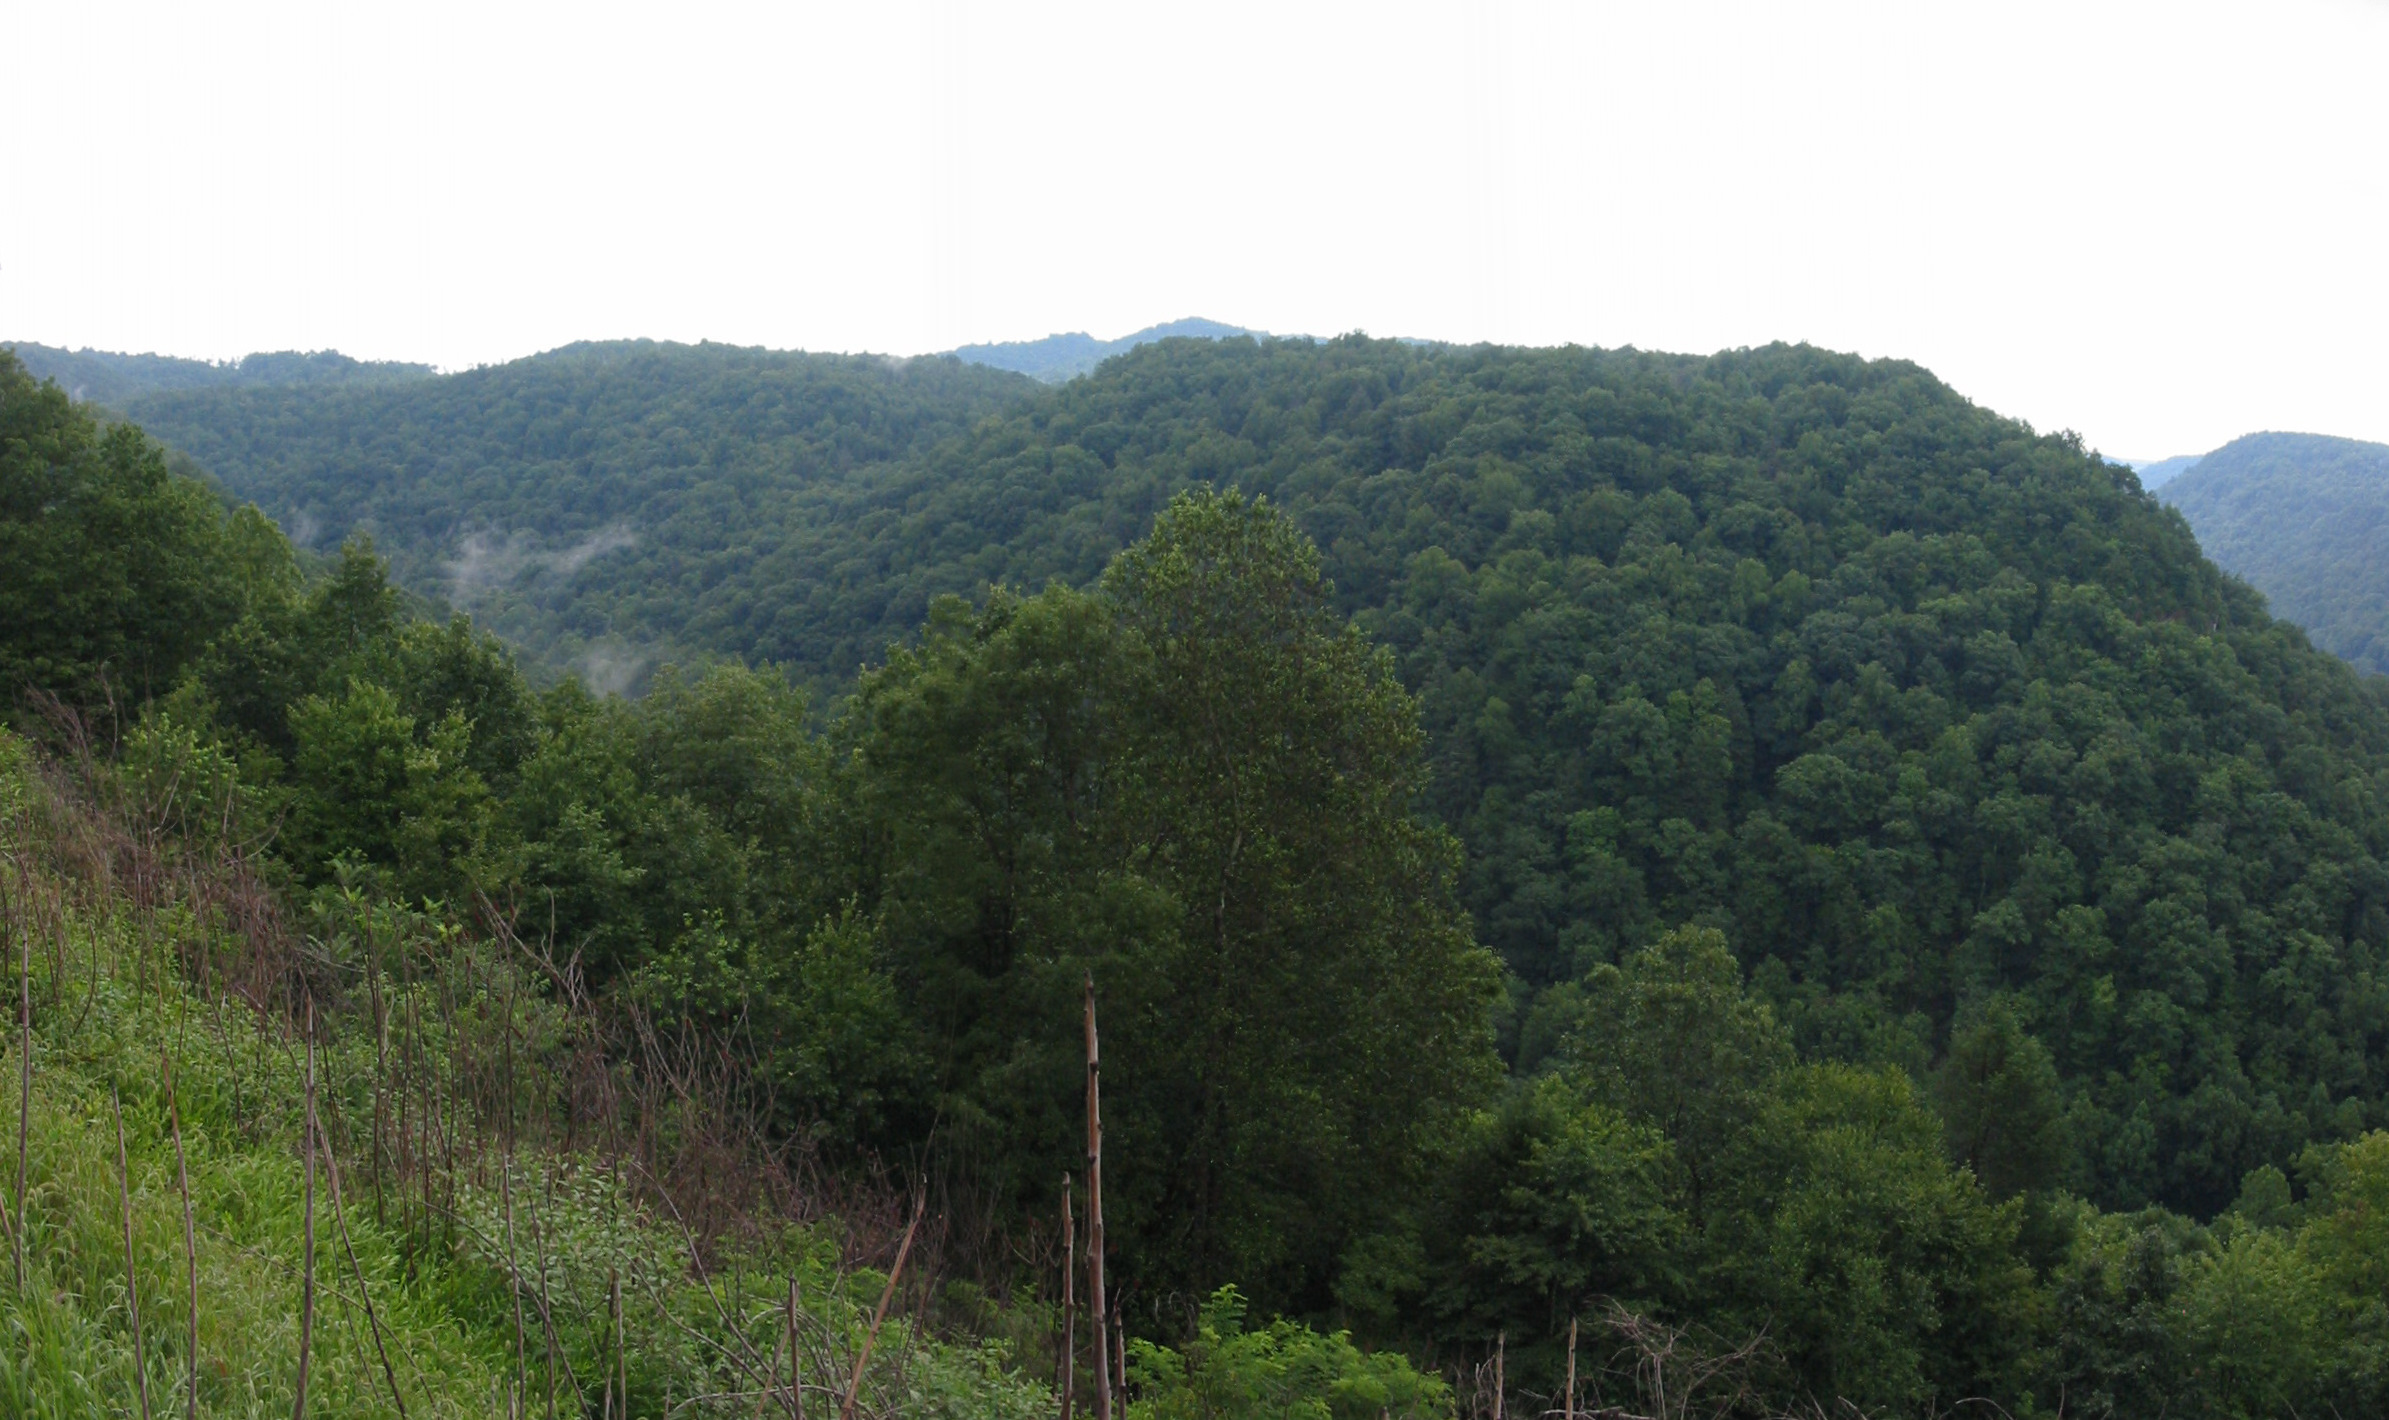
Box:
[110,340,1040,674]
[1933,996,2066,1200]
[840,490,1501,1308]
[30,331,2389,1414]
[2158,430,2389,673]
[0,730,1058,1419]
[5,341,433,407]
[1125,1287,1449,1420]
[0,350,271,707]
[1415,929,2031,1412]
[117,334,2389,1219]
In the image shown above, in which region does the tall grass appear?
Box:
[0,728,1052,1420]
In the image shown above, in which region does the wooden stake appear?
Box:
[293,1013,317,1420]
[1493,1331,1504,1420]
[1564,1316,1577,1420]
[606,1267,623,1420]
[13,858,29,1294]
[365,907,388,1230]
[1084,976,1111,1420]
[1060,1173,1075,1420]
[318,1109,409,1417]
[787,1275,805,1420]
[115,1088,154,1420]
[840,1187,926,1420]
[166,1054,198,1420]
[502,1158,527,1411]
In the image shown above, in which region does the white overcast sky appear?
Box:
[3,0,2385,459]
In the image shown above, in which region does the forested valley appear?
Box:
[5,334,2389,1418]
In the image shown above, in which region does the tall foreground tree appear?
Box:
[0,350,274,710]
[844,489,1502,1308]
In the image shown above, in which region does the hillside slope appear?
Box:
[2159,430,2389,674]
[679,335,2389,1214]
[112,340,1041,681]
[16,340,2389,1416]
[37,336,2389,1217]
[2128,452,2201,489]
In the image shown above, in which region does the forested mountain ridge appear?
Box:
[83,329,2389,1223]
[6,340,434,406]
[2158,429,2389,675]
[711,334,2389,1217]
[106,339,1042,679]
[13,341,2389,1416]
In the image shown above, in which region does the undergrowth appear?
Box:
[0,728,1052,1418]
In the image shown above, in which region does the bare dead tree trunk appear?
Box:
[840,1187,926,1420]
[1112,1287,1127,1417]
[1084,975,1111,1420]
[1060,1173,1075,1420]
[114,1088,153,1420]
[1493,1331,1504,1420]
[1564,1315,1577,1420]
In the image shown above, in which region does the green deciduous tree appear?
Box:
[843,490,1501,1310]
[0,351,257,709]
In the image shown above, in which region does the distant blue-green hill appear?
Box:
[3,341,433,407]
[949,317,1260,381]
[2158,430,2389,674]
[2130,453,2203,489]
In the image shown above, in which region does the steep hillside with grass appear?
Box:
[0,732,1061,1418]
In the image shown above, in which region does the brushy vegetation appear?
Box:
[0,730,1069,1417]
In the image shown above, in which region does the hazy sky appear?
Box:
[5,0,2385,459]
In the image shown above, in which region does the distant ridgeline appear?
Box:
[16,339,1045,679]
[950,316,1263,381]
[26,331,2389,1226]
[2157,430,2389,675]
[8,341,433,407]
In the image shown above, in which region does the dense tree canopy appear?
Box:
[103,339,1040,677]
[71,336,2389,1220]
[0,350,285,705]
[16,336,2389,1415]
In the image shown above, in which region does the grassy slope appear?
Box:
[0,733,1051,1419]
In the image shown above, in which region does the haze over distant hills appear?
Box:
[949,316,1262,381]
[7,341,434,406]
[2127,453,2203,489]
[2157,430,2389,674]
